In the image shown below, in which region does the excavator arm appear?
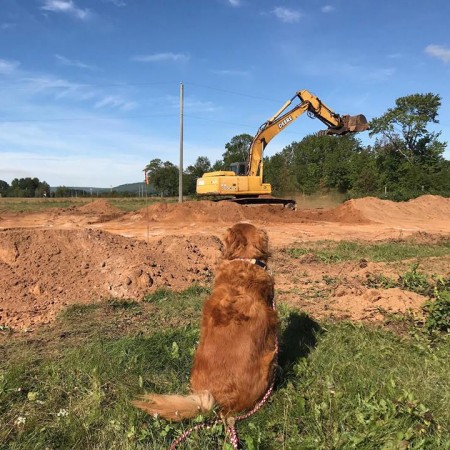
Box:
[246,89,368,177]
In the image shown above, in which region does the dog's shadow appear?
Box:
[277,311,322,383]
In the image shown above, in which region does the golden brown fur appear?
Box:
[132,222,278,421]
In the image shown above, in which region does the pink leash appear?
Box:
[169,297,278,450]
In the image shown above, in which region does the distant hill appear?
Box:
[50,182,157,195]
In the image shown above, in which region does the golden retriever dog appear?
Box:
[133,222,278,421]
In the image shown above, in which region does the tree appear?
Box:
[9,177,50,197]
[369,93,449,199]
[144,159,179,197]
[0,180,9,197]
[369,93,446,164]
[185,157,212,195]
[222,134,253,167]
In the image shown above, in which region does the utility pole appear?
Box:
[179,82,184,203]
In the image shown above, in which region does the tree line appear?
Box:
[1,93,449,200]
[145,92,450,201]
[0,178,50,198]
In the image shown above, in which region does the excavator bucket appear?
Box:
[319,114,369,136]
[343,114,369,133]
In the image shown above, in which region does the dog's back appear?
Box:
[133,223,278,420]
[191,255,278,413]
[191,223,278,413]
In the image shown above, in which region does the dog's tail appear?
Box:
[132,390,215,421]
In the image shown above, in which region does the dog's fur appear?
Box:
[132,222,278,421]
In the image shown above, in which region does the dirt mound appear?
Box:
[302,199,373,224]
[327,287,427,321]
[126,195,450,227]
[76,199,123,216]
[339,195,450,224]
[132,200,310,224]
[296,195,450,226]
[0,228,222,330]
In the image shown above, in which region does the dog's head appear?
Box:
[222,222,270,262]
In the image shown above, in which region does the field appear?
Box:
[1,195,450,449]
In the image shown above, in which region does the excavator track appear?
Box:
[213,196,297,210]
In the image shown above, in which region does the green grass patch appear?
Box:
[0,197,174,213]
[1,288,450,449]
[0,198,89,212]
[285,240,450,263]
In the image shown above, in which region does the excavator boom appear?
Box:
[247,90,369,177]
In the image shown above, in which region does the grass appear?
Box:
[0,197,177,213]
[285,240,450,263]
[0,198,89,212]
[1,285,450,449]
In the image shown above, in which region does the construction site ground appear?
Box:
[0,195,449,331]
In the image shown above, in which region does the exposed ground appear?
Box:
[1,195,449,330]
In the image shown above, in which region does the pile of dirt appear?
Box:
[299,195,450,225]
[301,199,373,224]
[0,228,222,330]
[124,195,450,226]
[334,195,450,224]
[326,287,427,322]
[131,201,310,224]
[76,199,123,216]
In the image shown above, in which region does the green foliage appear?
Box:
[222,133,253,167]
[144,159,179,197]
[423,289,450,333]
[3,177,50,198]
[184,156,212,194]
[0,180,9,197]
[285,239,450,264]
[398,264,432,295]
[369,93,445,164]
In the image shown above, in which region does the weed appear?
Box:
[399,263,432,295]
[364,272,396,289]
[107,299,140,310]
[423,289,450,334]
[285,239,450,264]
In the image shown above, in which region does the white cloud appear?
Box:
[166,95,218,113]
[131,52,190,63]
[41,0,92,21]
[425,44,450,64]
[321,5,335,13]
[227,0,241,6]
[387,53,403,59]
[94,95,137,111]
[366,67,396,81]
[0,59,19,75]
[1,22,16,30]
[16,74,137,112]
[102,0,126,6]
[212,69,250,78]
[54,54,96,70]
[272,7,302,23]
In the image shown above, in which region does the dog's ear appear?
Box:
[223,226,247,259]
[255,229,269,259]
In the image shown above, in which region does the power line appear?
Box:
[0,113,175,124]
[0,79,281,104]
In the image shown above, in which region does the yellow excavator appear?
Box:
[196,89,369,207]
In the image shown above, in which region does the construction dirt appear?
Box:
[0,195,449,330]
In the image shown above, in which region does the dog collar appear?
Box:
[234,258,268,271]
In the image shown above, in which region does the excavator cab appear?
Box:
[230,162,247,176]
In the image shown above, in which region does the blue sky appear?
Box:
[1,0,449,188]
